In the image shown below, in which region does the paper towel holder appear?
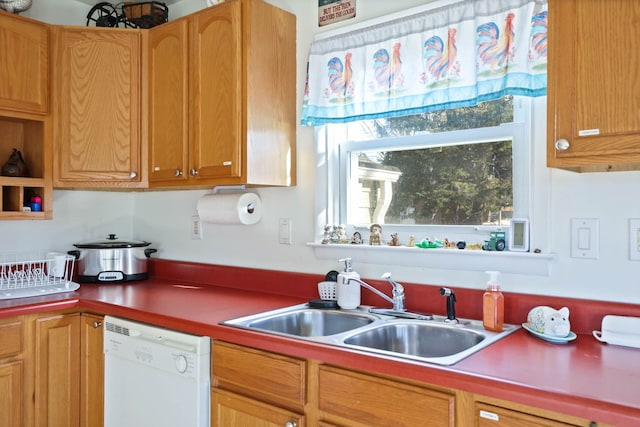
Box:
[210,185,256,212]
[212,185,247,194]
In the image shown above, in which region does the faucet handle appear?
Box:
[381,272,404,294]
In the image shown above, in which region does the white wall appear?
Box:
[4,0,639,304]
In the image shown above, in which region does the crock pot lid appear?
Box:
[74,234,151,249]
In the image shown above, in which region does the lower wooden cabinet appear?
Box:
[318,365,454,427]
[212,388,305,427]
[0,311,104,427]
[34,312,81,427]
[211,341,306,426]
[0,316,25,427]
[211,341,455,427]
[212,340,614,427]
[80,313,104,427]
[472,398,613,427]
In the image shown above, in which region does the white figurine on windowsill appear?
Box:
[0,0,32,14]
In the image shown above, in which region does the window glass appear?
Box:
[335,97,526,229]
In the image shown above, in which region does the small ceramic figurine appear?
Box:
[321,224,333,244]
[330,224,340,243]
[337,224,349,243]
[0,0,32,14]
[527,306,571,337]
[369,223,382,245]
[406,235,415,247]
[388,233,401,246]
[350,232,362,244]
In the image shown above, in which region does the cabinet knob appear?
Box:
[284,422,297,427]
[190,169,199,176]
[129,171,138,179]
[555,138,570,151]
[93,321,102,328]
[174,169,183,177]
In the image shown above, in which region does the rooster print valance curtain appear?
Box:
[301,0,548,126]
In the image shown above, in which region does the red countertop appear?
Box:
[1,259,639,426]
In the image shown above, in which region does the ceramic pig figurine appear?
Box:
[527,306,571,337]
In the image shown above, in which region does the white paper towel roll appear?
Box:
[196,193,262,225]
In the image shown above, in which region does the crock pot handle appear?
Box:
[68,250,81,259]
[144,248,158,258]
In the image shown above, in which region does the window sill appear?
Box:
[308,243,554,276]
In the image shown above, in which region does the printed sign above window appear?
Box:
[303,0,548,125]
[319,0,356,27]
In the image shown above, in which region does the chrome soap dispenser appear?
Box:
[336,257,361,309]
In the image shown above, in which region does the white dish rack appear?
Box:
[0,252,80,300]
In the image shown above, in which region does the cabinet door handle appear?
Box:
[284,422,297,427]
[129,171,138,179]
[555,138,570,151]
[174,169,183,177]
[93,321,102,328]
[190,169,199,176]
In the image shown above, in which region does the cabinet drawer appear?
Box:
[476,403,578,427]
[212,388,305,427]
[318,365,454,427]
[212,341,306,411]
[0,318,23,358]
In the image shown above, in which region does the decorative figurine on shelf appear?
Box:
[1,148,28,177]
[337,224,349,243]
[350,232,362,244]
[406,235,415,247]
[415,238,445,249]
[0,0,32,14]
[321,224,333,244]
[369,223,382,245]
[388,233,401,246]
[330,224,340,243]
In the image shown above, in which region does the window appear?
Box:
[325,96,530,242]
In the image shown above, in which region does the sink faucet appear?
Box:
[381,272,406,311]
[344,273,432,320]
[343,274,404,311]
[439,287,457,322]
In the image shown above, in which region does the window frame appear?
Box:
[324,97,530,242]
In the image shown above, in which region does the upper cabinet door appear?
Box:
[148,18,190,184]
[0,12,49,114]
[190,1,243,182]
[53,27,144,188]
[548,0,640,172]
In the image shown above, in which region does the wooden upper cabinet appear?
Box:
[547,0,640,172]
[242,0,296,186]
[149,0,296,188]
[148,18,190,183]
[189,1,243,184]
[0,11,49,114]
[53,27,145,188]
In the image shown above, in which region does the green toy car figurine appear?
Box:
[482,231,507,251]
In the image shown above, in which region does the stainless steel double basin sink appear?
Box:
[223,304,519,365]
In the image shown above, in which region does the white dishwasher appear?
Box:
[103,316,211,427]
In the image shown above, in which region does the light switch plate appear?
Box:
[279,218,292,244]
[191,215,203,240]
[629,219,640,261]
[570,218,599,259]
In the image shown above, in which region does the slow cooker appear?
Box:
[68,234,157,283]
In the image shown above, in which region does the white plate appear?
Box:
[522,323,577,344]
